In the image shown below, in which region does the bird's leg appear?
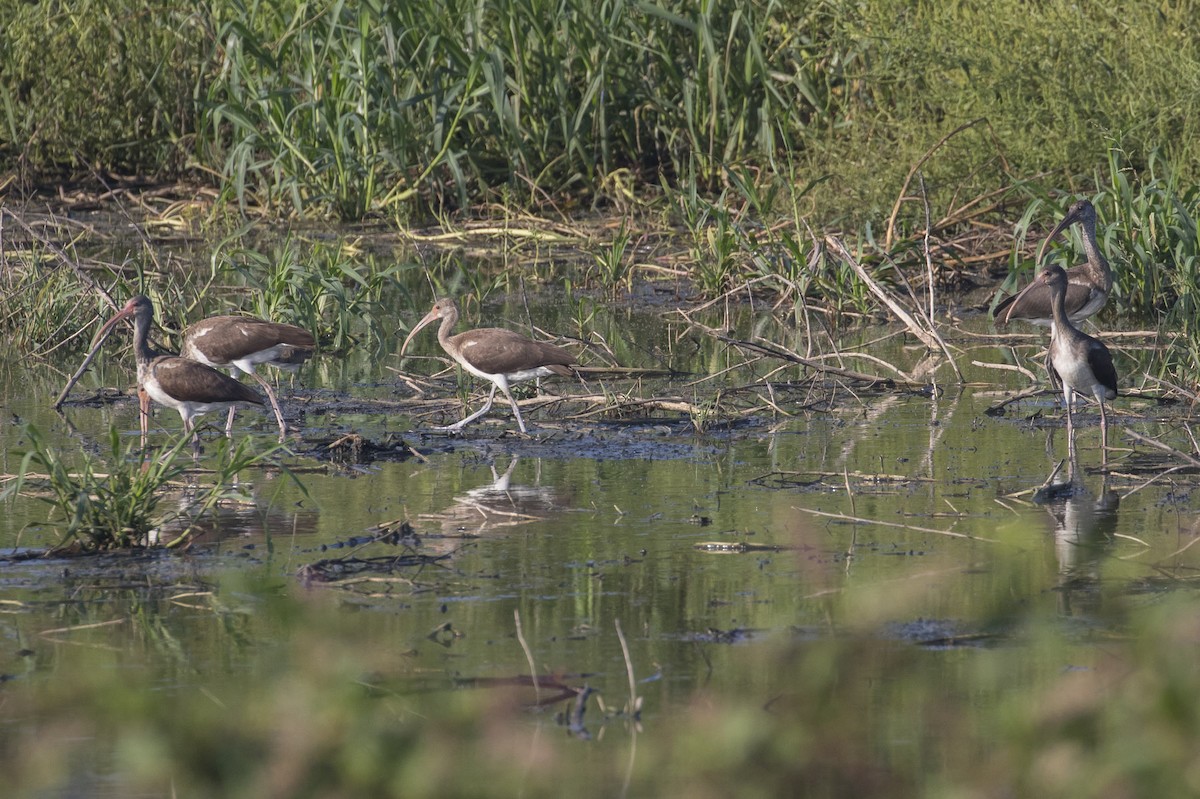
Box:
[184,418,201,461]
[249,371,288,441]
[1098,395,1109,470]
[138,388,150,448]
[497,380,528,434]
[1064,386,1078,483]
[440,385,497,432]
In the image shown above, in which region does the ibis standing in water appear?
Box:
[180,313,315,440]
[401,298,577,433]
[996,199,1112,326]
[95,296,265,449]
[1009,264,1118,467]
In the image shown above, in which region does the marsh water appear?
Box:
[2,229,1198,795]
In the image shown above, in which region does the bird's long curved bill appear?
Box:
[53,305,135,409]
[400,309,439,356]
[1001,269,1051,324]
[1036,205,1083,265]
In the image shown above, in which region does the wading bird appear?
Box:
[180,313,315,440]
[1009,265,1117,467]
[401,298,576,434]
[96,296,265,448]
[996,198,1112,326]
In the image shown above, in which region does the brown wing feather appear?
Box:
[184,317,315,364]
[452,328,575,375]
[997,275,1097,322]
[151,357,264,404]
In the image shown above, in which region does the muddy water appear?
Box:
[0,284,1194,794]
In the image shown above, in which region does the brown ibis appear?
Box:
[96,296,265,448]
[996,198,1112,326]
[1010,264,1117,466]
[180,313,315,439]
[400,298,576,433]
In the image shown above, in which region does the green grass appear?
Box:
[5,0,1200,229]
[8,0,1200,374]
[2,425,288,551]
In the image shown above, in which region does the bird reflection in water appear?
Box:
[146,492,319,547]
[419,456,563,540]
[1032,467,1120,616]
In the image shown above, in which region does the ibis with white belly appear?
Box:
[996,198,1112,326]
[401,298,576,433]
[181,313,315,439]
[96,296,265,448]
[1009,264,1118,466]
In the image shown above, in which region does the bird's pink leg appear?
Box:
[183,416,201,460]
[1063,386,1078,482]
[138,388,150,449]
[249,371,284,439]
[440,384,498,432]
[497,382,528,434]
[1098,394,1109,470]
[231,369,290,439]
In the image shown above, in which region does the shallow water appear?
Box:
[1,274,1196,795]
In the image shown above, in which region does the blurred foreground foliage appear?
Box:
[3,559,1200,798]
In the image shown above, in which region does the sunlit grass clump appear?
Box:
[3,424,283,550]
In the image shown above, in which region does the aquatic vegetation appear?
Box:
[589,220,634,296]
[3,424,290,551]
[205,234,415,354]
[4,545,1200,798]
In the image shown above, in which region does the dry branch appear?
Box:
[795,506,1002,543]
[824,235,941,352]
[1124,429,1200,469]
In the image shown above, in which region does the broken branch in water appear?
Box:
[515,608,540,704]
[1124,429,1200,469]
[795,506,1003,543]
[54,315,125,409]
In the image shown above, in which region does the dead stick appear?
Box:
[514,608,540,704]
[886,117,988,247]
[53,318,123,409]
[615,618,639,718]
[795,506,1002,543]
[825,236,940,352]
[1124,429,1200,468]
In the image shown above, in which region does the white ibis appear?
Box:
[180,314,315,439]
[1010,264,1118,466]
[96,296,265,447]
[400,298,576,433]
[996,199,1112,326]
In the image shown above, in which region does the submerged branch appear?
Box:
[795,506,1002,543]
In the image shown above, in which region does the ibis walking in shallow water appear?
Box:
[996,199,1112,326]
[401,298,577,434]
[1010,264,1118,467]
[180,313,315,439]
[96,296,265,448]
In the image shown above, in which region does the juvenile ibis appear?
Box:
[1010,264,1118,465]
[180,313,315,439]
[401,298,576,433]
[96,296,265,447]
[996,199,1112,326]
